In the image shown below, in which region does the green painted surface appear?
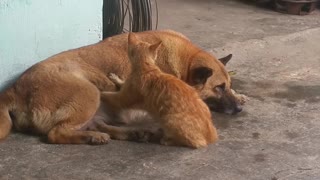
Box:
[0,0,103,90]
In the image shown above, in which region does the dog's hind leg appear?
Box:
[48,124,110,144]
[47,80,110,145]
[100,90,138,114]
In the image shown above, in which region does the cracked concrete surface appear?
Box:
[1,0,320,179]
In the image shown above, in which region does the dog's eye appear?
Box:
[215,83,226,92]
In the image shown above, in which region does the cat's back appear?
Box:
[149,72,198,97]
[147,72,217,147]
[146,72,206,111]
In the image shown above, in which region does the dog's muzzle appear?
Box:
[204,98,242,115]
[223,104,242,115]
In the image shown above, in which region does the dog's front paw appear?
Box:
[237,93,249,105]
[231,89,249,105]
[129,128,163,143]
[130,130,153,143]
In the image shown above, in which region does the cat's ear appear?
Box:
[149,41,162,53]
[148,41,162,59]
[128,33,139,46]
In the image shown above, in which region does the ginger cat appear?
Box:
[100,33,218,148]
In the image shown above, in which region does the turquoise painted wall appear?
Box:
[0,0,103,90]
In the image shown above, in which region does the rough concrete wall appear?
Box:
[0,0,103,90]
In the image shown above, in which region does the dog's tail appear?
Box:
[0,88,15,141]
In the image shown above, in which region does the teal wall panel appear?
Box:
[0,0,103,90]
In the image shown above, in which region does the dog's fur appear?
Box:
[99,33,218,148]
[0,30,241,144]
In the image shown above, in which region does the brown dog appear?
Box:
[99,33,218,148]
[0,30,241,144]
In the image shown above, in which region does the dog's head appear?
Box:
[187,52,242,115]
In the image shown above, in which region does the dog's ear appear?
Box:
[219,54,232,66]
[190,67,213,85]
[128,33,139,46]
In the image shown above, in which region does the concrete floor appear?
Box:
[1,0,320,179]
